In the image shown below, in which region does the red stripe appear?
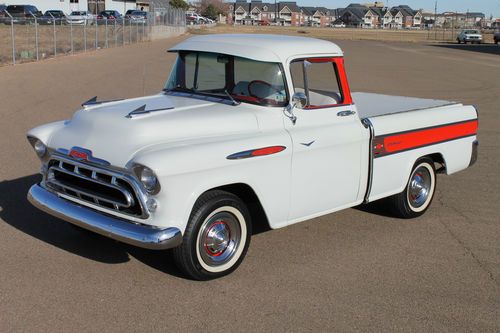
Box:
[251,146,286,157]
[375,120,477,156]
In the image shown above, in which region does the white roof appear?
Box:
[169,34,343,63]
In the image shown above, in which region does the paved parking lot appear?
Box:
[0,35,499,331]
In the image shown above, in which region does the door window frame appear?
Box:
[290,57,353,109]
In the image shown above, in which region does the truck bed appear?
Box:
[352,92,458,119]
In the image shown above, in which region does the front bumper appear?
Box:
[28,184,182,250]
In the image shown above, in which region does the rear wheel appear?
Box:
[389,158,436,219]
[173,190,251,280]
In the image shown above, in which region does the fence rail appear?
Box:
[0,8,185,66]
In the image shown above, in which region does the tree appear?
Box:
[202,4,221,20]
[169,0,189,10]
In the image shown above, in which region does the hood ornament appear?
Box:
[126,104,175,119]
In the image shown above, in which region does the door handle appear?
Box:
[337,110,356,117]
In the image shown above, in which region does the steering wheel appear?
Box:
[247,80,282,100]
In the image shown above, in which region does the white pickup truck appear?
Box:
[27,35,478,280]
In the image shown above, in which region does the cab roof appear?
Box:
[169,34,343,63]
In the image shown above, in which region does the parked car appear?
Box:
[494,29,500,44]
[97,10,122,23]
[125,10,147,24]
[186,12,205,25]
[257,20,270,26]
[457,29,483,44]
[0,4,6,24]
[3,5,42,24]
[66,10,94,25]
[39,10,67,25]
[27,35,478,280]
[330,21,346,28]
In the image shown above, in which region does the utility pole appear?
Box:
[274,0,277,24]
[434,0,437,40]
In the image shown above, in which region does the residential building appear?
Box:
[337,3,379,28]
[228,1,304,26]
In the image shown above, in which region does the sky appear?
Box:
[297,1,500,17]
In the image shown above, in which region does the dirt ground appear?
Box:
[191,24,496,44]
[0,32,499,331]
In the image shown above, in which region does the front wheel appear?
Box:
[173,190,251,280]
[389,158,436,219]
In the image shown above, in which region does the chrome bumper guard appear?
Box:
[28,184,182,250]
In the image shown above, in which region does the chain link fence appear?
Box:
[0,4,185,66]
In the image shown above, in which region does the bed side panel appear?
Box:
[367,104,477,202]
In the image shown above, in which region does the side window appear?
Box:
[290,59,344,108]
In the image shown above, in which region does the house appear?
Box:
[337,3,379,28]
[380,5,421,29]
[228,1,303,26]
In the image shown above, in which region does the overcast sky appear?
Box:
[298,1,499,17]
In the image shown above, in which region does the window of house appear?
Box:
[290,59,344,108]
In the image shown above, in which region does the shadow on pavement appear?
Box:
[0,175,186,278]
[354,198,396,218]
[430,43,500,56]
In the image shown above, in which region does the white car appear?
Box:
[66,10,94,25]
[457,29,483,44]
[27,35,479,280]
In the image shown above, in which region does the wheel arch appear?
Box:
[199,183,271,234]
[423,152,447,174]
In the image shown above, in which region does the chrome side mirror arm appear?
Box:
[284,104,297,125]
[284,92,307,125]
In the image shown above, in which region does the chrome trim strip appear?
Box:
[362,118,374,204]
[28,185,182,250]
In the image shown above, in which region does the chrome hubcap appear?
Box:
[408,167,432,208]
[199,212,241,267]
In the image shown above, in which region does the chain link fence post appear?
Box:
[84,19,87,51]
[5,11,16,65]
[95,16,98,49]
[30,13,39,61]
[48,12,57,57]
[105,19,108,48]
[70,18,74,54]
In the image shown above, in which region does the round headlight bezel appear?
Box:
[134,165,161,195]
[34,139,47,158]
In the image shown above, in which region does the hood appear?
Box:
[47,93,260,167]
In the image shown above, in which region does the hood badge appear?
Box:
[301,141,316,147]
[58,147,110,166]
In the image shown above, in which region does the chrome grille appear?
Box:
[45,155,147,219]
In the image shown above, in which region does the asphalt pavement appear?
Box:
[0,36,498,331]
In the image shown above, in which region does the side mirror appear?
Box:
[291,92,308,109]
[285,92,307,125]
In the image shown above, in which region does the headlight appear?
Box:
[139,166,158,193]
[33,139,47,158]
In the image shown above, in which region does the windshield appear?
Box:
[465,30,479,34]
[165,52,288,107]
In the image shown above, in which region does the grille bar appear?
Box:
[48,165,135,208]
[44,154,148,219]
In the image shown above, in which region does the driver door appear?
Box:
[285,58,367,221]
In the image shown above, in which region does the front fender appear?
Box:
[130,133,292,232]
